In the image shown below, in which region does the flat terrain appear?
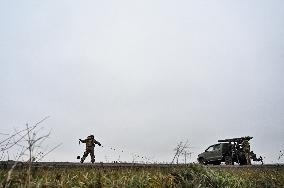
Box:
[0,160,282,169]
[1,161,283,187]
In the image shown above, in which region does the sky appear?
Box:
[0,0,284,164]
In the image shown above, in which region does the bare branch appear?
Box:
[0,116,50,147]
[36,143,62,162]
[172,139,191,164]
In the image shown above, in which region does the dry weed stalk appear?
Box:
[172,139,191,164]
[0,116,61,187]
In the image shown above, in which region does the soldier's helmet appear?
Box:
[87,135,94,139]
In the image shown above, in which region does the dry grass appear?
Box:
[0,164,283,187]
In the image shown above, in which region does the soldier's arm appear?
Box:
[94,139,101,146]
[80,139,86,143]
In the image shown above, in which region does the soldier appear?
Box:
[242,139,251,165]
[79,135,101,163]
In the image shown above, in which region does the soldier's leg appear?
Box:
[90,150,95,163]
[246,153,251,165]
[80,150,89,163]
[247,156,251,165]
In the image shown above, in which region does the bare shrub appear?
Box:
[0,116,61,187]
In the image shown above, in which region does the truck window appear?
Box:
[213,144,221,151]
[206,146,214,152]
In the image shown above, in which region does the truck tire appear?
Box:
[239,157,247,165]
[225,156,233,165]
[198,158,207,165]
[238,153,247,165]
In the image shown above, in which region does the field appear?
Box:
[0,162,283,188]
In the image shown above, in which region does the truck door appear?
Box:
[211,144,222,160]
[205,145,215,160]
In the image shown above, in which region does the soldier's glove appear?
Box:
[98,143,101,146]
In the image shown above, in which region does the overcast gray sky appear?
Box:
[0,0,284,163]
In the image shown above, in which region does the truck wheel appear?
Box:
[238,154,247,165]
[239,157,247,165]
[225,156,233,165]
[198,158,207,165]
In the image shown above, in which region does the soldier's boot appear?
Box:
[81,151,88,163]
[90,152,95,163]
[80,157,85,163]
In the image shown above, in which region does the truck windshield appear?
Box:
[213,144,221,150]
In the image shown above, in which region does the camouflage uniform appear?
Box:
[79,135,101,163]
[242,140,251,165]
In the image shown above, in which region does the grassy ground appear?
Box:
[0,163,283,187]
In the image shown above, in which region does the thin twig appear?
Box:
[0,116,50,146]
[36,143,62,162]
[0,116,50,150]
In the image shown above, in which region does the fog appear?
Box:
[0,0,284,163]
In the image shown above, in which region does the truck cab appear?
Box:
[197,143,232,165]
